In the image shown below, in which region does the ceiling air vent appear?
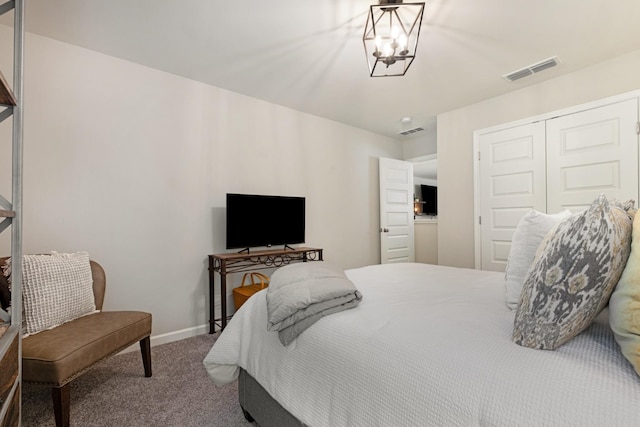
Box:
[503,56,559,82]
[399,127,424,136]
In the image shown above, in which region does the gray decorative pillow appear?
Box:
[513,194,634,350]
[17,251,97,336]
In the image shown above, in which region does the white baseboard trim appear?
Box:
[118,323,210,354]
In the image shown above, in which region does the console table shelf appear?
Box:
[208,247,323,333]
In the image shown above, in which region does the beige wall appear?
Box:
[403,128,437,159]
[414,220,438,265]
[0,26,401,340]
[437,49,640,268]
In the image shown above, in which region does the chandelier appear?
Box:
[362,0,425,77]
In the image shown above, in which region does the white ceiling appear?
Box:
[5,0,640,139]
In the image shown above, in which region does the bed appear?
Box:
[204,262,640,426]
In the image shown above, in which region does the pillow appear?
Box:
[609,210,640,376]
[512,194,634,350]
[12,251,97,336]
[505,209,571,310]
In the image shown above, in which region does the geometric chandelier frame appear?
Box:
[362,0,425,77]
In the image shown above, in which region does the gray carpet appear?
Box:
[22,333,253,427]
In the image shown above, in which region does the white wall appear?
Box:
[437,49,640,268]
[0,26,401,340]
[414,177,437,187]
[402,129,437,159]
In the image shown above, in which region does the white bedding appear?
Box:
[204,263,640,426]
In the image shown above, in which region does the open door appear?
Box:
[379,157,415,263]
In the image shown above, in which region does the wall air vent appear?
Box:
[503,56,559,82]
[399,127,424,136]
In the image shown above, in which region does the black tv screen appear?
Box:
[421,185,438,215]
[226,193,306,250]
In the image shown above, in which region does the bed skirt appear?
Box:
[238,368,306,427]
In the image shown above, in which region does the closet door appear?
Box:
[478,122,546,271]
[546,99,639,213]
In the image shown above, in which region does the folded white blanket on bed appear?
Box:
[266,262,362,345]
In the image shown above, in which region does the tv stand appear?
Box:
[237,244,296,254]
[208,246,323,333]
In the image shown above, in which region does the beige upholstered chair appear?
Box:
[0,257,152,427]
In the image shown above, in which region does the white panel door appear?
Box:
[379,157,415,263]
[546,99,639,213]
[478,122,546,271]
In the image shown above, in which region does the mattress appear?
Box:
[204,263,640,426]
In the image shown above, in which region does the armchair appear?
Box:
[0,256,152,427]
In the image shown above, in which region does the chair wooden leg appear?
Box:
[52,383,70,427]
[140,336,152,377]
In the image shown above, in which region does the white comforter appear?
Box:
[204,263,640,426]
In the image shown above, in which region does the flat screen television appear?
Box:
[421,185,438,215]
[226,193,306,251]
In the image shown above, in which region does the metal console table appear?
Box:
[208,247,323,333]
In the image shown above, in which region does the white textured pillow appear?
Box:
[505,209,571,310]
[20,251,97,336]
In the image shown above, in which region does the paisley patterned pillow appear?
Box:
[513,194,634,350]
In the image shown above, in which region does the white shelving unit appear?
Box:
[0,0,24,425]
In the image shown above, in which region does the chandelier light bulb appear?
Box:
[375,34,382,49]
[398,33,408,52]
[383,43,394,58]
[391,25,400,40]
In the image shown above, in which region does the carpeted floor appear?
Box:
[22,333,253,427]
